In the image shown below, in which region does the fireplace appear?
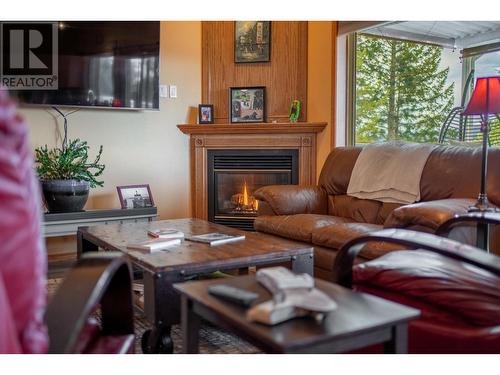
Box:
[207,149,298,230]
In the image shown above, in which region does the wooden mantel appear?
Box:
[178,122,327,220]
[177,122,327,135]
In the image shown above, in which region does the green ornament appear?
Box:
[289,99,301,122]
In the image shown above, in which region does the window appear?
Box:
[474,50,500,77]
[352,33,462,145]
[471,50,500,145]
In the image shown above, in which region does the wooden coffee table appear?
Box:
[77,218,314,353]
[175,275,420,354]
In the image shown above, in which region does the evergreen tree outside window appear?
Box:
[354,34,458,144]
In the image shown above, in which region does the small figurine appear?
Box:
[289,99,301,123]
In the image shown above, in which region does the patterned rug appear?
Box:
[47,278,259,354]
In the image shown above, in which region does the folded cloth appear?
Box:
[347,141,436,204]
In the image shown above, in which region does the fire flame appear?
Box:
[243,181,249,206]
[234,181,259,212]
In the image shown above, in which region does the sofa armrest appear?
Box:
[45,252,134,353]
[254,185,327,216]
[332,228,500,288]
[384,198,476,231]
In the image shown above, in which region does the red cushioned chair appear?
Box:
[0,90,134,354]
[332,214,500,354]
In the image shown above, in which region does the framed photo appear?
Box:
[234,21,271,63]
[230,86,266,123]
[117,184,154,209]
[198,104,214,124]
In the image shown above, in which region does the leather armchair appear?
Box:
[45,253,135,354]
[332,217,500,353]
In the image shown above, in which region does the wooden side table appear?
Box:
[175,275,420,354]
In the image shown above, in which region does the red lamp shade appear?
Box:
[463,76,500,115]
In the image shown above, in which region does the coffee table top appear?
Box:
[79,218,313,274]
[175,275,420,353]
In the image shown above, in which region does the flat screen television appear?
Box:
[7,21,160,110]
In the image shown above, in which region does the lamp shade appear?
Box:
[463,76,500,115]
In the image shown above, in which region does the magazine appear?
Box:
[126,238,181,252]
[186,232,245,246]
[147,228,184,239]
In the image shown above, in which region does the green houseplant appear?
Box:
[35,139,105,213]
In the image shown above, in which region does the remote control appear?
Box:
[208,285,258,307]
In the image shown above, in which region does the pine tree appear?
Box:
[355,34,455,144]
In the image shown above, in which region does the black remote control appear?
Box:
[208,285,258,307]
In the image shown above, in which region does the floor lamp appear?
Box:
[462,76,500,250]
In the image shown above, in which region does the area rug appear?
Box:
[47,278,259,354]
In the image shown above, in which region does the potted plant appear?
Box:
[35,139,105,213]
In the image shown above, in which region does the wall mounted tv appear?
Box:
[7,21,160,110]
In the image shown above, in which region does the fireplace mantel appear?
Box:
[177,122,327,135]
[178,122,327,221]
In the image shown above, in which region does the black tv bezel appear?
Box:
[8,21,161,111]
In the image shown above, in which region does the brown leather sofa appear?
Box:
[254,145,500,280]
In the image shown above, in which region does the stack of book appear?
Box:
[126,228,246,252]
[126,228,184,253]
[186,232,245,246]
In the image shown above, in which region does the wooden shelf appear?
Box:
[177,122,327,135]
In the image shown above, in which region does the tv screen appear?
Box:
[7,21,160,110]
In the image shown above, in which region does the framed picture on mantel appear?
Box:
[198,104,214,124]
[230,86,266,123]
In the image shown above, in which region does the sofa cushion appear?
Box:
[312,222,382,250]
[384,198,475,230]
[376,202,402,225]
[420,145,500,207]
[354,250,500,327]
[312,222,402,260]
[314,245,367,274]
[318,147,362,195]
[254,214,352,242]
[328,195,382,224]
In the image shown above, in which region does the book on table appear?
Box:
[186,232,245,246]
[126,238,181,252]
[147,228,184,239]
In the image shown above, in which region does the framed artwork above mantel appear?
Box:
[234,21,271,63]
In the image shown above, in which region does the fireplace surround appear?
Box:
[207,149,298,230]
[177,122,327,229]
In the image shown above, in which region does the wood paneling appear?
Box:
[202,21,308,123]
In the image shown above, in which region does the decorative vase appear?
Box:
[41,179,90,213]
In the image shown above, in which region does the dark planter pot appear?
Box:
[42,179,90,213]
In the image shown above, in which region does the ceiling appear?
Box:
[362,21,500,49]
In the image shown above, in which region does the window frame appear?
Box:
[346,32,473,146]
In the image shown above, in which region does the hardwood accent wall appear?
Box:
[202,21,308,123]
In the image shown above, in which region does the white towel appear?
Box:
[347,142,436,204]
